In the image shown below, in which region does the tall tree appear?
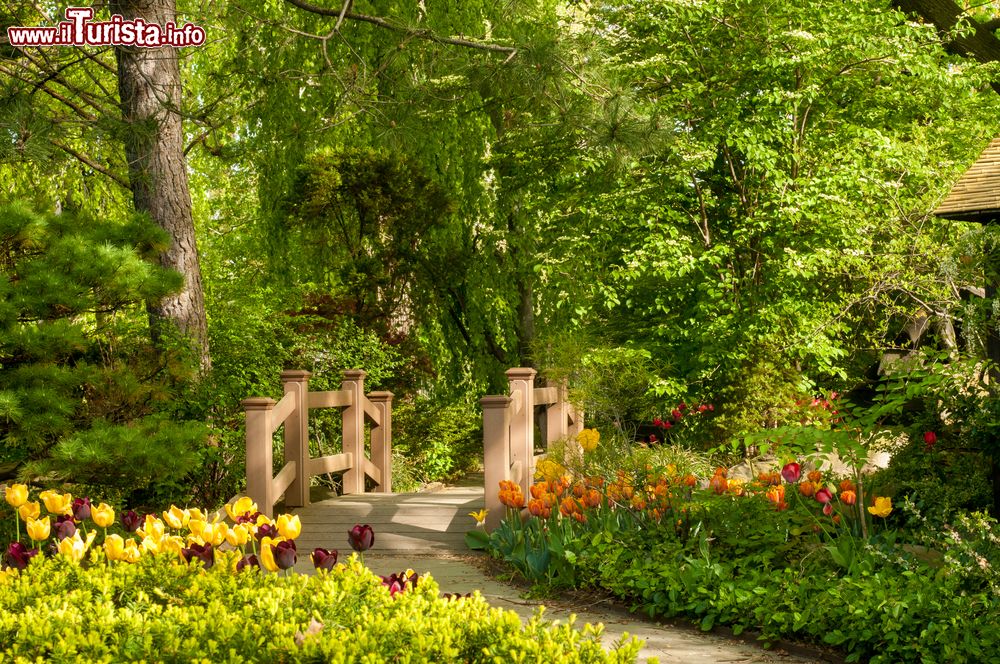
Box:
[109,0,210,370]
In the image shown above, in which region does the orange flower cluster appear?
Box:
[559,497,587,523]
[498,480,524,509]
[807,470,823,483]
[839,479,856,493]
[798,481,817,497]
[709,468,728,494]
[765,484,788,511]
[607,471,635,503]
[757,471,782,486]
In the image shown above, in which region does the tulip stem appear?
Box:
[14,513,19,543]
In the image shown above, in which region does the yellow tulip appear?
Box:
[140,535,161,555]
[4,483,28,508]
[104,534,126,561]
[225,496,257,522]
[18,501,40,522]
[39,490,73,516]
[468,509,488,527]
[188,519,209,539]
[225,524,250,547]
[187,507,207,523]
[255,513,272,527]
[57,531,96,563]
[259,536,280,572]
[26,516,50,542]
[577,429,600,453]
[138,515,165,541]
[161,535,186,559]
[868,497,893,518]
[162,505,189,530]
[122,539,141,563]
[92,503,115,529]
[276,514,301,540]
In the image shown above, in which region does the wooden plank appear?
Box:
[269,392,296,433]
[308,390,352,409]
[361,457,381,485]
[271,461,297,499]
[308,453,353,476]
[362,397,381,426]
[533,386,558,405]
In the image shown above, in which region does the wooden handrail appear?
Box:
[480,369,583,531]
[243,369,394,517]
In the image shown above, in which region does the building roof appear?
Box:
[935,138,1000,222]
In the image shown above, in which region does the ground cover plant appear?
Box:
[479,429,1000,663]
[0,486,639,662]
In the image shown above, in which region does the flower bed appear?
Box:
[0,486,640,662]
[479,430,1000,663]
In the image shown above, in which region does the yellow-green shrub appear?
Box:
[0,552,640,662]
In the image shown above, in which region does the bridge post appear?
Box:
[342,369,366,494]
[506,368,536,499]
[280,370,311,509]
[482,394,512,531]
[243,397,276,518]
[369,391,394,493]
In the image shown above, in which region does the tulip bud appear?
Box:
[780,462,801,484]
[92,503,115,529]
[53,515,76,540]
[311,547,338,571]
[348,524,374,552]
[120,510,141,533]
[26,516,50,542]
[5,542,38,570]
[4,483,28,508]
[72,497,91,522]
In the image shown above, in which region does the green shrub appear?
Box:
[0,554,640,663]
[391,398,481,488]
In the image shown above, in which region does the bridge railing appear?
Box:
[481,368,583,530]
[243,369,393,518]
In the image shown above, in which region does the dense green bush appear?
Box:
[0,554,639,662]
[391,398,482,489]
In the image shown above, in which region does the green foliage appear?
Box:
[391,398,482,488]
[0,554,640,662]
[0,203,211,503]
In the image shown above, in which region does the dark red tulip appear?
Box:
[181,542,215,569]
[271,539,297,570]
[5,542,39,570]
[311,547,338,571]
[923,431,937,449]
[236,554,260,572]
[71,497,91,522]
[671,409,682,420]
[823,503,834,516]
[238,511,261,525]
[652,418,663,427]
[120,510,141,533]
[53,515,76,540]
[648,434,658,444]
[678,402,688,411]
[256,523,278,541]
[781,462,801,484]
[380,570,418,596]
[815,488,833,504]
[348,524,374,552]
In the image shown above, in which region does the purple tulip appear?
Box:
[311,547,338,571]
[5,542,39,570]
[380,570,419,596]
[181,542,215,569]
[256,523,277,541]
[53,515,76,540]
[236,554,260,572]
[238,511,261,525]
[121,510,141,533]
[348,524,374,552]
[72,497,91,522]
[271,539,297,570]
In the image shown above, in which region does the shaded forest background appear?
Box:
[2,0,1000,507]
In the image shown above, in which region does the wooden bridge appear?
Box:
[242,368,581,552]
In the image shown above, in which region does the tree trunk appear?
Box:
[110,0,211,371]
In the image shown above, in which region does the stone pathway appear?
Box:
[286,481,834,663]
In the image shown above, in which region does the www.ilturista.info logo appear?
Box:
[6,7,206,48]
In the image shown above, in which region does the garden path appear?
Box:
[286,479,829,664]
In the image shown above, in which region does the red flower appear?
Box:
[348,524,374,552]
[671,409,682,420]
[923,431,937,449]
[815,487,833,504]
[781,462,801,484]
[823,503,834,516]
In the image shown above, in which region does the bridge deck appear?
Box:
[287,484,486,555]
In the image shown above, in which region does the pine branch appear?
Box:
[282,0,519,59]
[49,140,130,189]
